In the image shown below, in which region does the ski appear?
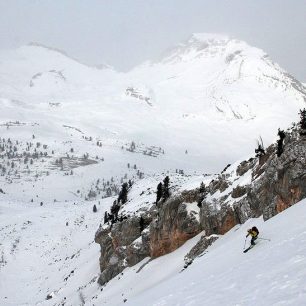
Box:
[243,245,254,253]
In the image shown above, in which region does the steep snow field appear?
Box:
[1,195,305,305]
[121,200,306,306]
[94,199,306,306]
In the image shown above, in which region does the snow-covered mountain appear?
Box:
[0,34,305,201]
[132,33,306,122]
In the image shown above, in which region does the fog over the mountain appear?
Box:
[0,0,305,81]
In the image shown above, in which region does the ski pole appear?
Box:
[243,238,247,249]
[258,237,271,241]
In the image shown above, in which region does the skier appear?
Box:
[246,226,259,246]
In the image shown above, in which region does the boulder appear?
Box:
[184,235,219,266]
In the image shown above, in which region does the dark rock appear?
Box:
[231,185,248,198]
[236,158,256,176]
[184,235,218,265]
[209,175,230,195]
[46,293,54,300]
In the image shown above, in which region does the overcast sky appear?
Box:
[0,0,305,80]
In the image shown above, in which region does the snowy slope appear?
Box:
[0,197,109,306]
[120,199,306,306]
[1,192,305,305]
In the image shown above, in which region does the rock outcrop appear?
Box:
[198,126,306,235]
[249,128,306,220]
[184,235,219,267]
[95,213,153,285]
[95,196,201,284]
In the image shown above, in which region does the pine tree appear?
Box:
[104,211,109,224]
[277,128,286,157]
[156,182,163,204]
[139,216,145,232]
[299,108,306,135]
[118,182,128,204]
[93,204,97,213]
[162,176,170,200]
[110,200,120,220]
[199,182,206,193]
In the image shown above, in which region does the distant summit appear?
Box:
[26,42,112,70]
[27,42,70,57]
[187,32,230,43]
[153,32,259,65]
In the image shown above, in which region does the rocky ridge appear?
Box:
[95,123,306,285]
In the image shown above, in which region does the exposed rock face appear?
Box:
[199,126,306,236]
[248,129,306,220]
[232,197,253,224]
[94,227,123,286]
[181,189,201,203]
[200,203,240,235]
[95,196,202,284]
[231,185,248,198]
[126,229,151,266]
[111,217,142,248]
[209,175,230,194]
[150,197,201,257]
[95,214,152,285]
[236,158,255,176]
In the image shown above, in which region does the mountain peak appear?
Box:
[154,33,236,64]
[188,32,230,43]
